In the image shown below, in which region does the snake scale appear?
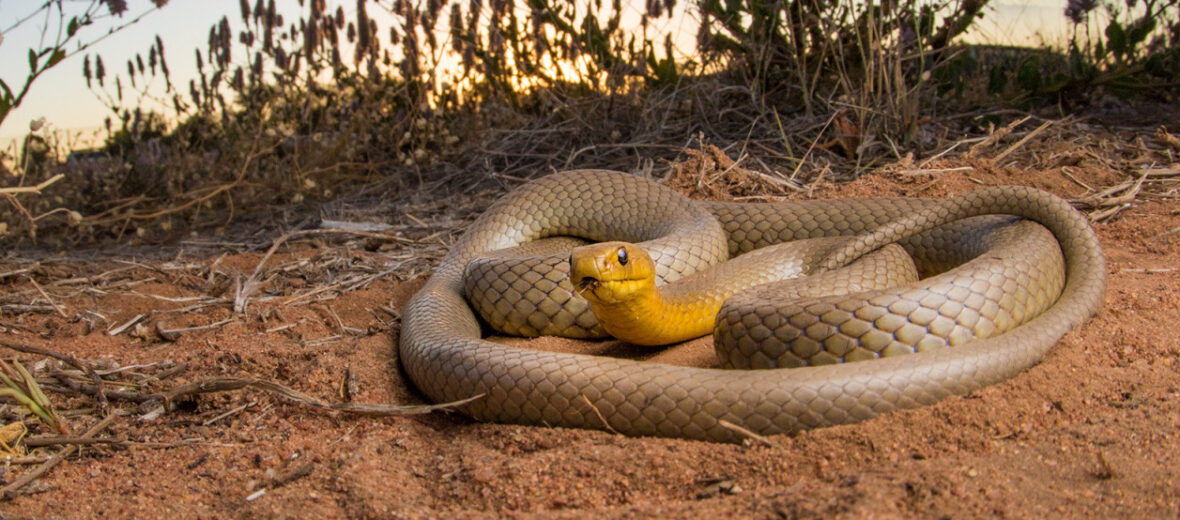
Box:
[399,169,1106,442]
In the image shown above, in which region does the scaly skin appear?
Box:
[567,242,694,345]
[568,240,919,346]
[398,170,1106,442]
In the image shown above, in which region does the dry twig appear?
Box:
[0,339,108,415]
[0,413,117,500]
[580,394,620,435]
[26,278,66,318]
[0,175,65,197]
[150,377,483,417]
[968,115,1032,156]
[994,118,1056,163]
[718,419,784,449]
[235,228,403,313]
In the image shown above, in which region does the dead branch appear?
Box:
[152,377,483,417]
[0,413,117,500]
[0,174,65,196]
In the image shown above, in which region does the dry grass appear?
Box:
[5,76,1178,252]
[3,0,1177,248]
[0,112,1177,502]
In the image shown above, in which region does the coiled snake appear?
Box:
[399,170,1105,442]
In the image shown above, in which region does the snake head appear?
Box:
[568,241,655,305]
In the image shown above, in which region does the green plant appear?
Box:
[41,0,687,240]
[975,0,1180,102]
[0,359,68,435]
[1069,0,1180,91]
[0,0,168,129]
[695,0,989,153]
[18,0,1178,246]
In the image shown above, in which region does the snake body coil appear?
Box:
[399,170,1105,442]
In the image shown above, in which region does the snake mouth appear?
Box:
[577,276,600,293]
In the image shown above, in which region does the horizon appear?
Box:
[1,0,1085,151]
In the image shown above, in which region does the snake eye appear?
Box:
[616,247,628,266]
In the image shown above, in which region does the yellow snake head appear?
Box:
[568,241,655,306]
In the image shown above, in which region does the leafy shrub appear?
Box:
[4,0,1178,245]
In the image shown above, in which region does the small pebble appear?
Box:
[472,466,496,483]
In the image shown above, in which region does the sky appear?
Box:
[1,1,229,144]
[0,0,1082,148]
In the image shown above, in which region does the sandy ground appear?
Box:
[0,137,1178,518]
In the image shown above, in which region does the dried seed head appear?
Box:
[189,79,201,106]
[305,18,319,58]
[696,12,712,51]
[326,18,338,45]
[252,52,263,78]
[276,47,288,70]
[105,0,128,16]
[449,3,464,53]
[1064,0,1098,23]
[646,0,663,18]
[356,0,371,59]
[217,17,233,67]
